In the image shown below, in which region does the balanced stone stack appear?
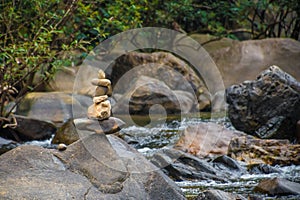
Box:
[87,69,112,120]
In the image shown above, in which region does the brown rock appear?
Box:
[254,178,300,195]
[174,122,245,158]
[110,51,210,111]
[93,95,108,104]
[87,100,111,120]
[91,78,111,87]
[112,75,197,115]
[228,136,300,165]
[211,38,300,87]
[51,119,79,145]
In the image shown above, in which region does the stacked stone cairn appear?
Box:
[87,69,112,120]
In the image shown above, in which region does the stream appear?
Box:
[117,114,300,200]
[25,114,300,199]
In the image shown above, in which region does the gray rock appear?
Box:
[151,148,226,182]
[16,92,93,125]
[196,189,247,200]
[113,76,196,115]
[226,65,300,141]
[0,134,185,199]
[52,117,126,145]
[248,163,283,174]
[0,115,56,141]
[228,136,300,166]
[254,178,300,195]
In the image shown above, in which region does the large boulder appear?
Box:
[0,134,185,199]
[254,178,300,195]
[16,92,92,125]
[109,51,210,111]
[228,136,300,165]
[211,38,300,87]
[0,115,56,142]
[174,122,245,158]
[226,65,300,141]
[113,75,196,115]
[47,65,98,96]
[189,34,236,54]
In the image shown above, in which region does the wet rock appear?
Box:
[297,120,300,143]
[113,75,196,115]
[51,119,79,145]
[52,117,125,145]
[110,51,210,111]
[175,122,245,158]
[228,136,300,165]
[226,65,300,141]
[16,92,93,124]
[151,148,226,182]
[254,178,300,195]
[212,155,246,175]
[0,134,185,199]
[212,38,300,87]
[0,115,56,141]
[196,189,247,200]
[0,137,18,155]
[248,163,282,174]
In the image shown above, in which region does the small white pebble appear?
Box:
[57,143,67,151]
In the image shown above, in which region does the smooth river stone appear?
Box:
[74,117,125,134]
[91,78,111,87]
[93,95,108,104]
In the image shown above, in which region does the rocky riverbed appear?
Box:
[1,36,300,199]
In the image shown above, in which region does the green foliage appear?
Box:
[0,0,145,122]
[1,0,299,124]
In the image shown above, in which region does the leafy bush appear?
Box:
[0,0,144,126]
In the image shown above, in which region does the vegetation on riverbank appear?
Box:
[1,0,300,124]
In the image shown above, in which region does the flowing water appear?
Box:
[117,114,300,199]
[25,114,300,199]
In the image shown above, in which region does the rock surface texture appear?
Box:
[212,38,300,87]
[226,65,300,141]
[0,134,185,199]
[254,178,300,195]
[112,75,195,115]
[174,122,245,158]
[110,51,210,112]
[87,69,112,120]
[228,136,300,165]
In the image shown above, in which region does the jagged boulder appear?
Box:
[0,134,185,199]
[226,65,300,141]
